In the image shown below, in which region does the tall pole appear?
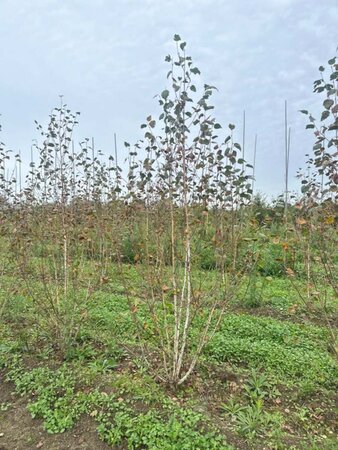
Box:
[242,110,246,173]
[91,137,95,200]
[284,100,290,219]
[15,162,18,195]
[18,150,22,193]
[114,132,118,196]
[114,133,118,170]
[30,144,34,185]
[252,134,257,197]
[72,140,76,200]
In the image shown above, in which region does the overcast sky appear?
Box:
[0,0,337,197]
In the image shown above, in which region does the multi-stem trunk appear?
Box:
[172,139,192,385]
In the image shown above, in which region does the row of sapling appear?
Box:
[0,127,21,319]
[0,127,10,318]
[0,37,336,382]
[289,56,337,357]
[9,103,115,353]
[116,35,253,386]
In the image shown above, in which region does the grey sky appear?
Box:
[0,0,337,197]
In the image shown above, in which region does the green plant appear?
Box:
[88,357,118,374]
[294,55,338,359]
[236,400,265,438]
[0,402,11,411]
[220,397,245,418]
[243,369,269,401]
[205,314,336,387]
[97,406,231,449]
[257,244,285,277]
[242,274,265,308]
[119,34,252,387]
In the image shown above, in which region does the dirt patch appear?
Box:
[0,382,114,450]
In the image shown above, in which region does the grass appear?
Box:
[1,260,337,449]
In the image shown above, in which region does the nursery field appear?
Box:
[0,37,337,449]
[0,249,337,449]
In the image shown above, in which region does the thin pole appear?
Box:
[31,144,34,185]
[114,133,118,170]
[287,127,291,205]
[15,163,18,195]
[2,147,5,193]
[114,132,118,196]
[242,110,246,173]
[72,140,76,199]
[18,150,22,193]
[252,134,257,196]
[284,100,290,219]
[91,137,95,199]
[92,137,95,166]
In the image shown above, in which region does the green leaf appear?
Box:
[306,124,315,129]
[180,42,186,50]
[190,67,201,75]
[190,85,196,92]
[214,123,222,129]
[321,110,330,121]
[328,118,338,131]
[299,110,309,115]
[323,99,334,110]
[173,34,181,42]
[319,66,325,72]
[161,90,169,100]
[229,124,235,130]
[328,57,336,65]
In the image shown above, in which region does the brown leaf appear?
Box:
[286,267,295,277]
[288,304,299,314]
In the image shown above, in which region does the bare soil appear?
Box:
[0,382,114,450]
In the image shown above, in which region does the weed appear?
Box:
[0,402,11,411]
[205,314,336,387]
[243,369,270,401]
[220,397,245,418]
[97,407,231,449]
